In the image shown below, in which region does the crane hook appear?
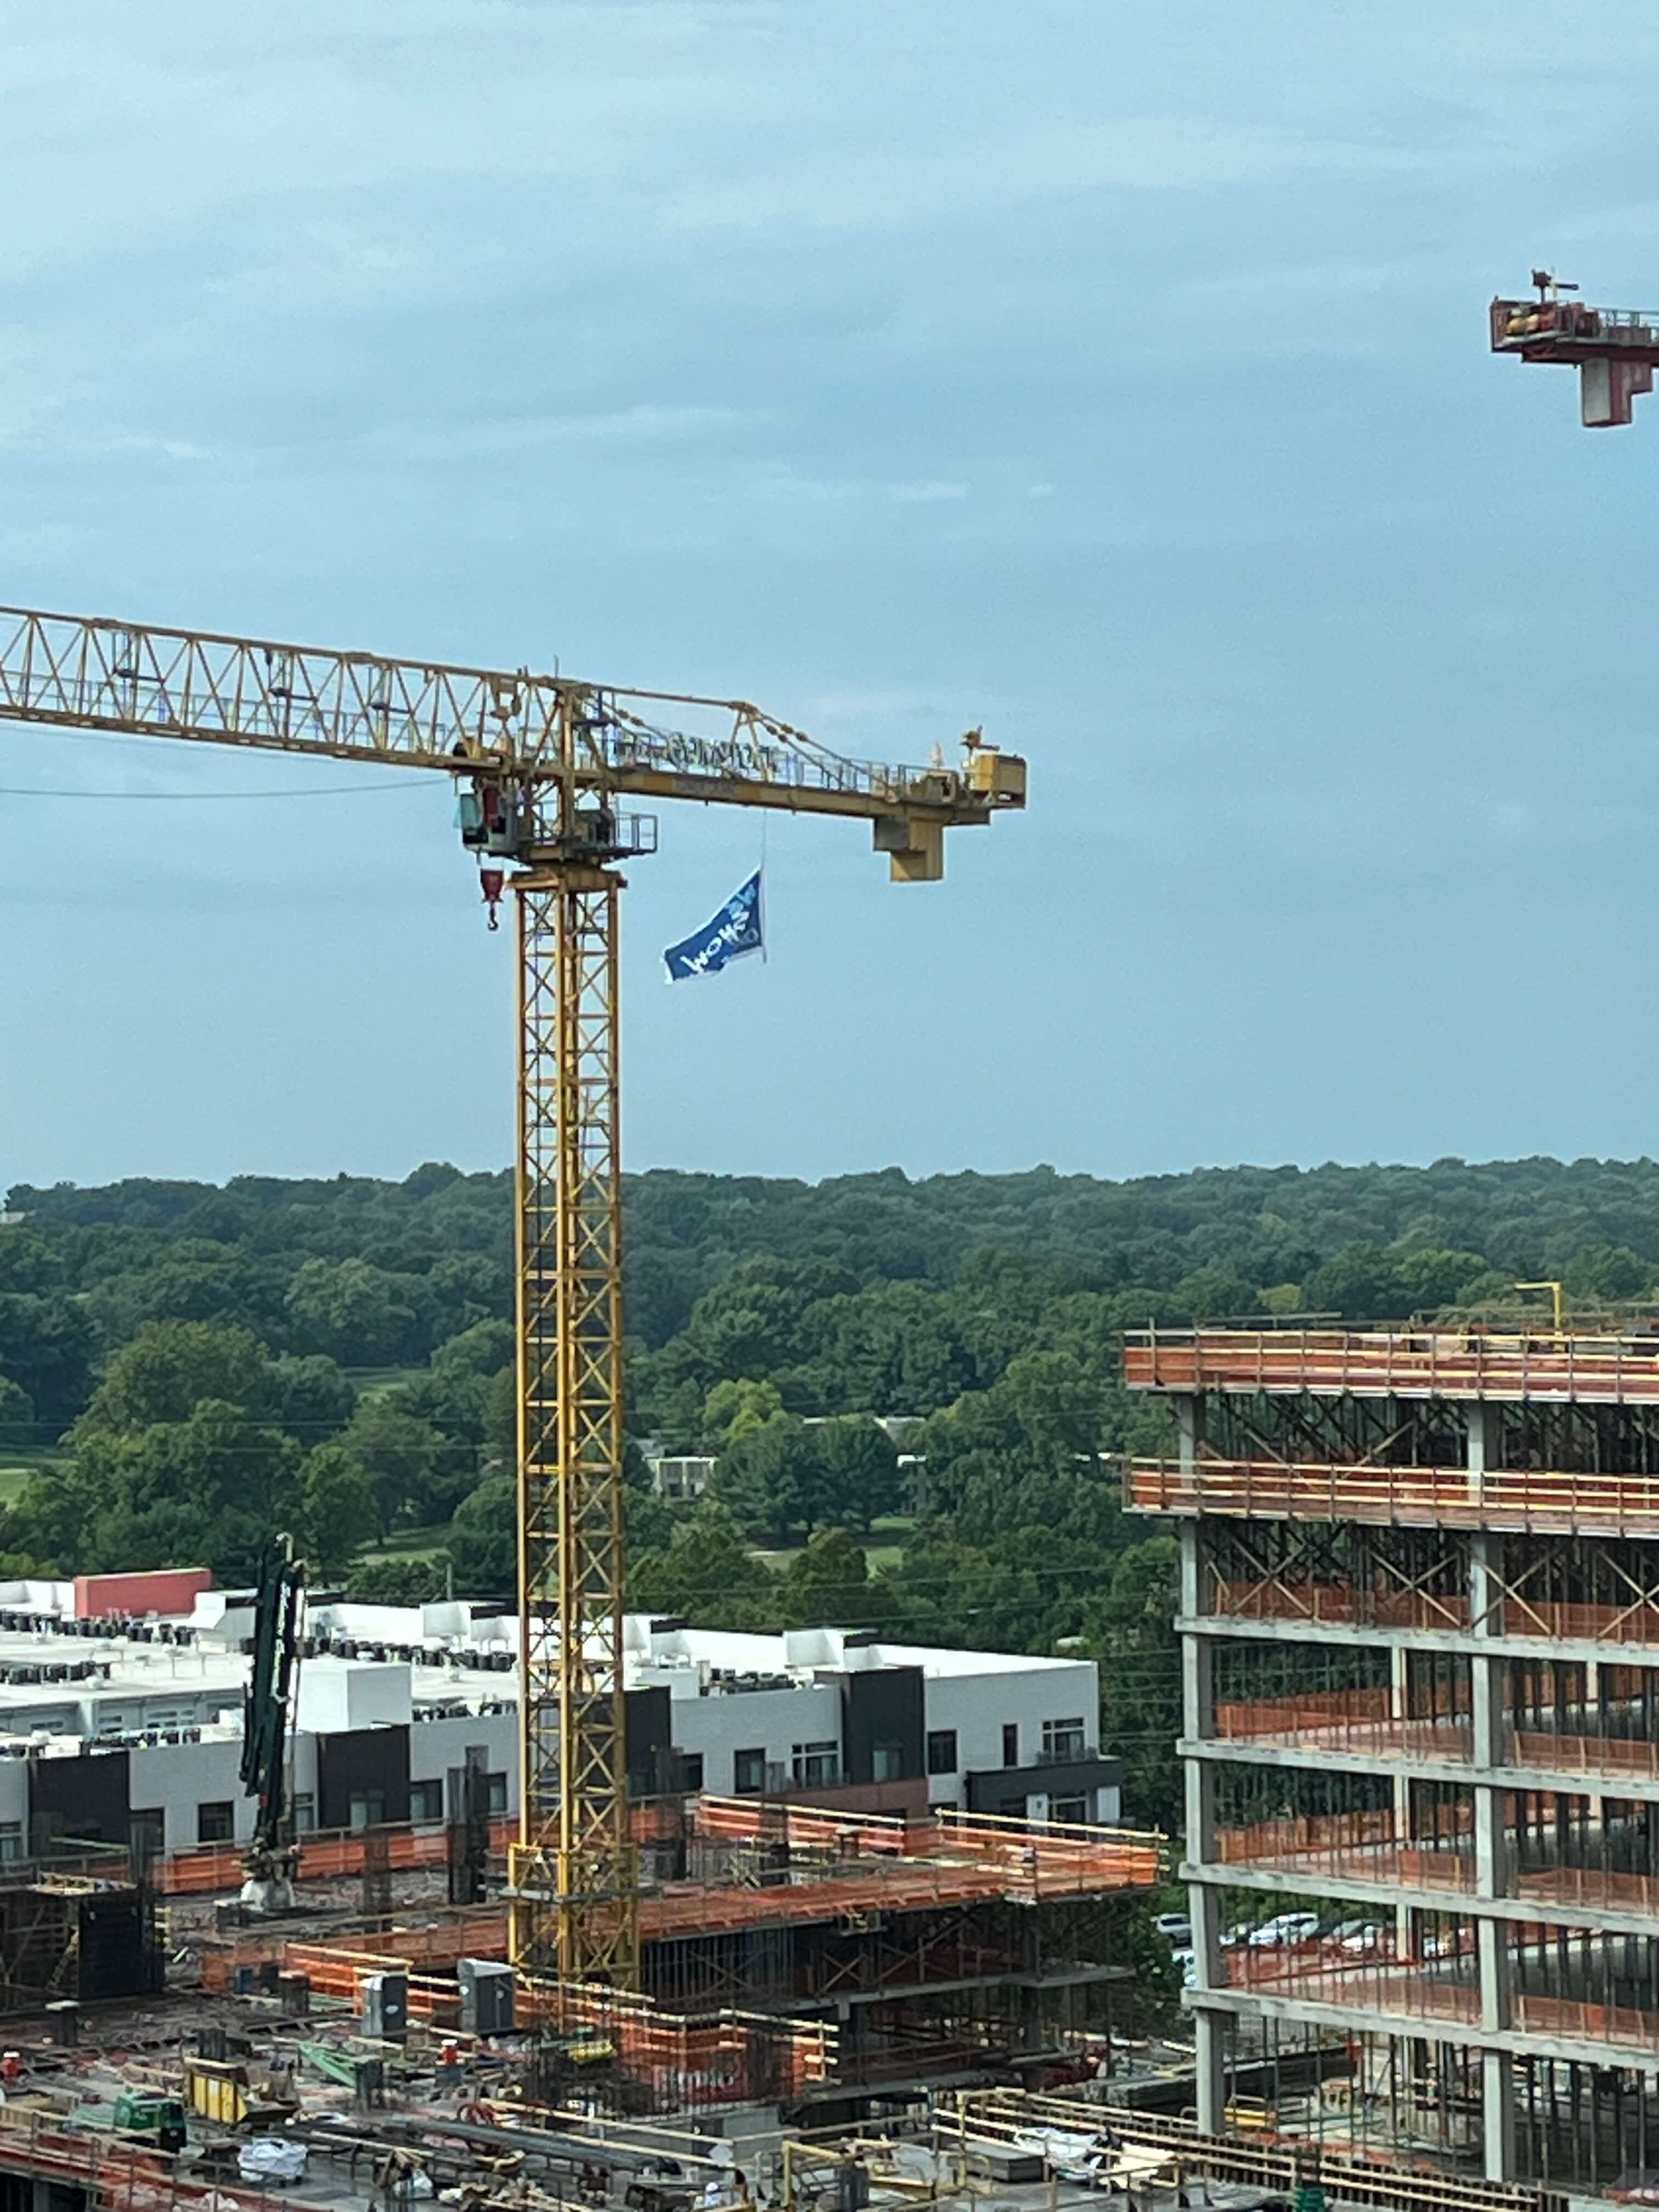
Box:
[480,867,505,930]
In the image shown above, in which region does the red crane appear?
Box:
[1490,270,1659,427]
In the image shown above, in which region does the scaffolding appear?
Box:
[1130,1324,1659,2196]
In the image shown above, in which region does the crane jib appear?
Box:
[0,603,1024,825]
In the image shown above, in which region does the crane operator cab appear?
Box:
[456,773,658,928]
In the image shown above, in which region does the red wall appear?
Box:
[72,1567,213,1621]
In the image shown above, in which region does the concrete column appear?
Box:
[1466,1401,1489,1475]
[1469,1522,1502,1640]
[1481,2048,1517,2182]
[1181,1632,1214,1746]
[1390,1646,1414,1955]
[1175,1393,1205,1474]
[1178,1519,1207,1627]
[1193,2008,1228,2134]
[1468,1520,1514,2050]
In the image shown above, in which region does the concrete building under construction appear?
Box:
[1127,1321,1659,2197]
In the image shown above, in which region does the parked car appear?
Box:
[1339,1920,1386,1955]
[1154,1913,1193,1946]
[1248,1911,1321,1948]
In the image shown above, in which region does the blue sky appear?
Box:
[5,0,1659,1189]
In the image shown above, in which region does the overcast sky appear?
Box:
[5,0,1659,1191]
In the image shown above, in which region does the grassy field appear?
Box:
[357,1524,454,1566]
[343,1366,429,1400]
[0,1444,63,1508]
[752,1516,915,1573]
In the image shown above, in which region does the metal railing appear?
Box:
[1126,1455,1659,1535]
[1124,1324,1659,1405]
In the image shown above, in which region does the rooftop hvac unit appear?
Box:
[361,1972,408,2042]
[458,1959,515,2035]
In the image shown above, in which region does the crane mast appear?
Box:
[0,603,1025,1987]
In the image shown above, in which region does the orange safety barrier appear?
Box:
[1210,1581,1659,1648]
[161,1816,518,1895]
[1127,1456,1659,1537]
[1513,1730,1659,1779]
[1211,1577,1472,1633]
[0,2110,279,2212]
[1125,1324,1659,1406]
[165,1799,697,1897]
[1215,1688,1475,1764]
[696,1795,1159,1874]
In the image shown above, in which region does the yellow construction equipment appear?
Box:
[0,606,1025,1988]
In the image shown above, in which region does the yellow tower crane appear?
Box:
[0,604,1026,1988]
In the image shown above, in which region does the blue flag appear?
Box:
[663,870,764,981]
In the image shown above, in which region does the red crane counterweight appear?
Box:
[1491,271,1659,426]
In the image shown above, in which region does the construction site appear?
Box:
[3,269,1658,2212]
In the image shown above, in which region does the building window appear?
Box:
[1042,1717,1087,1760]
[871,1742,903,1782]
[1048,1793,1089,1825]
[348,1792,385,1832]
[410,1781,444,1825]
[926,1729,958,1776]
[733,1747,766,1795]
[0,1822,22,1864]
[197,1801,234,1844]
[1001,1723,1019,1767]
[487,1772,509,1815]
[679,1753,705,1793]
[292,1794,315,1833]
[791,1741,839,1787]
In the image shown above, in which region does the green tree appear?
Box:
[76,1321,270,1435]
[16,1399,301,1582]
[713,1414,828,1541]
[336,1396,447,1534]
[268,1353,357,1443]
[778,1527,879,1627]
[628,1502,775,1629]
[0,1294,97,1431]
[284,1257,422,1367]
[432,1317,515,1379]
[447,1474,516,1595]
[703,1378,783,1444]
[0,1375,35,1440]
[1566,1242,1650,1301]
[815,1416,901,1531]
[347,1555,452,1604]
[297,1443,380,1578]
[482,1365,515,1472]
[1082,1536,1182,1837]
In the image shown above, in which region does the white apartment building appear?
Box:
[0,1580,1119,1861]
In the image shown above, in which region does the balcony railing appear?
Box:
[1124,1325,1659,1405]
[1209,1578,1659,1646]
[1126,1455,1659,1536]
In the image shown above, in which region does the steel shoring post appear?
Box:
[510,868,638,1989]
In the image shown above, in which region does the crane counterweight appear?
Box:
[1491,270,1659,426]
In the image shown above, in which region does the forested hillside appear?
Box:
[5,1151,1659,1832]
